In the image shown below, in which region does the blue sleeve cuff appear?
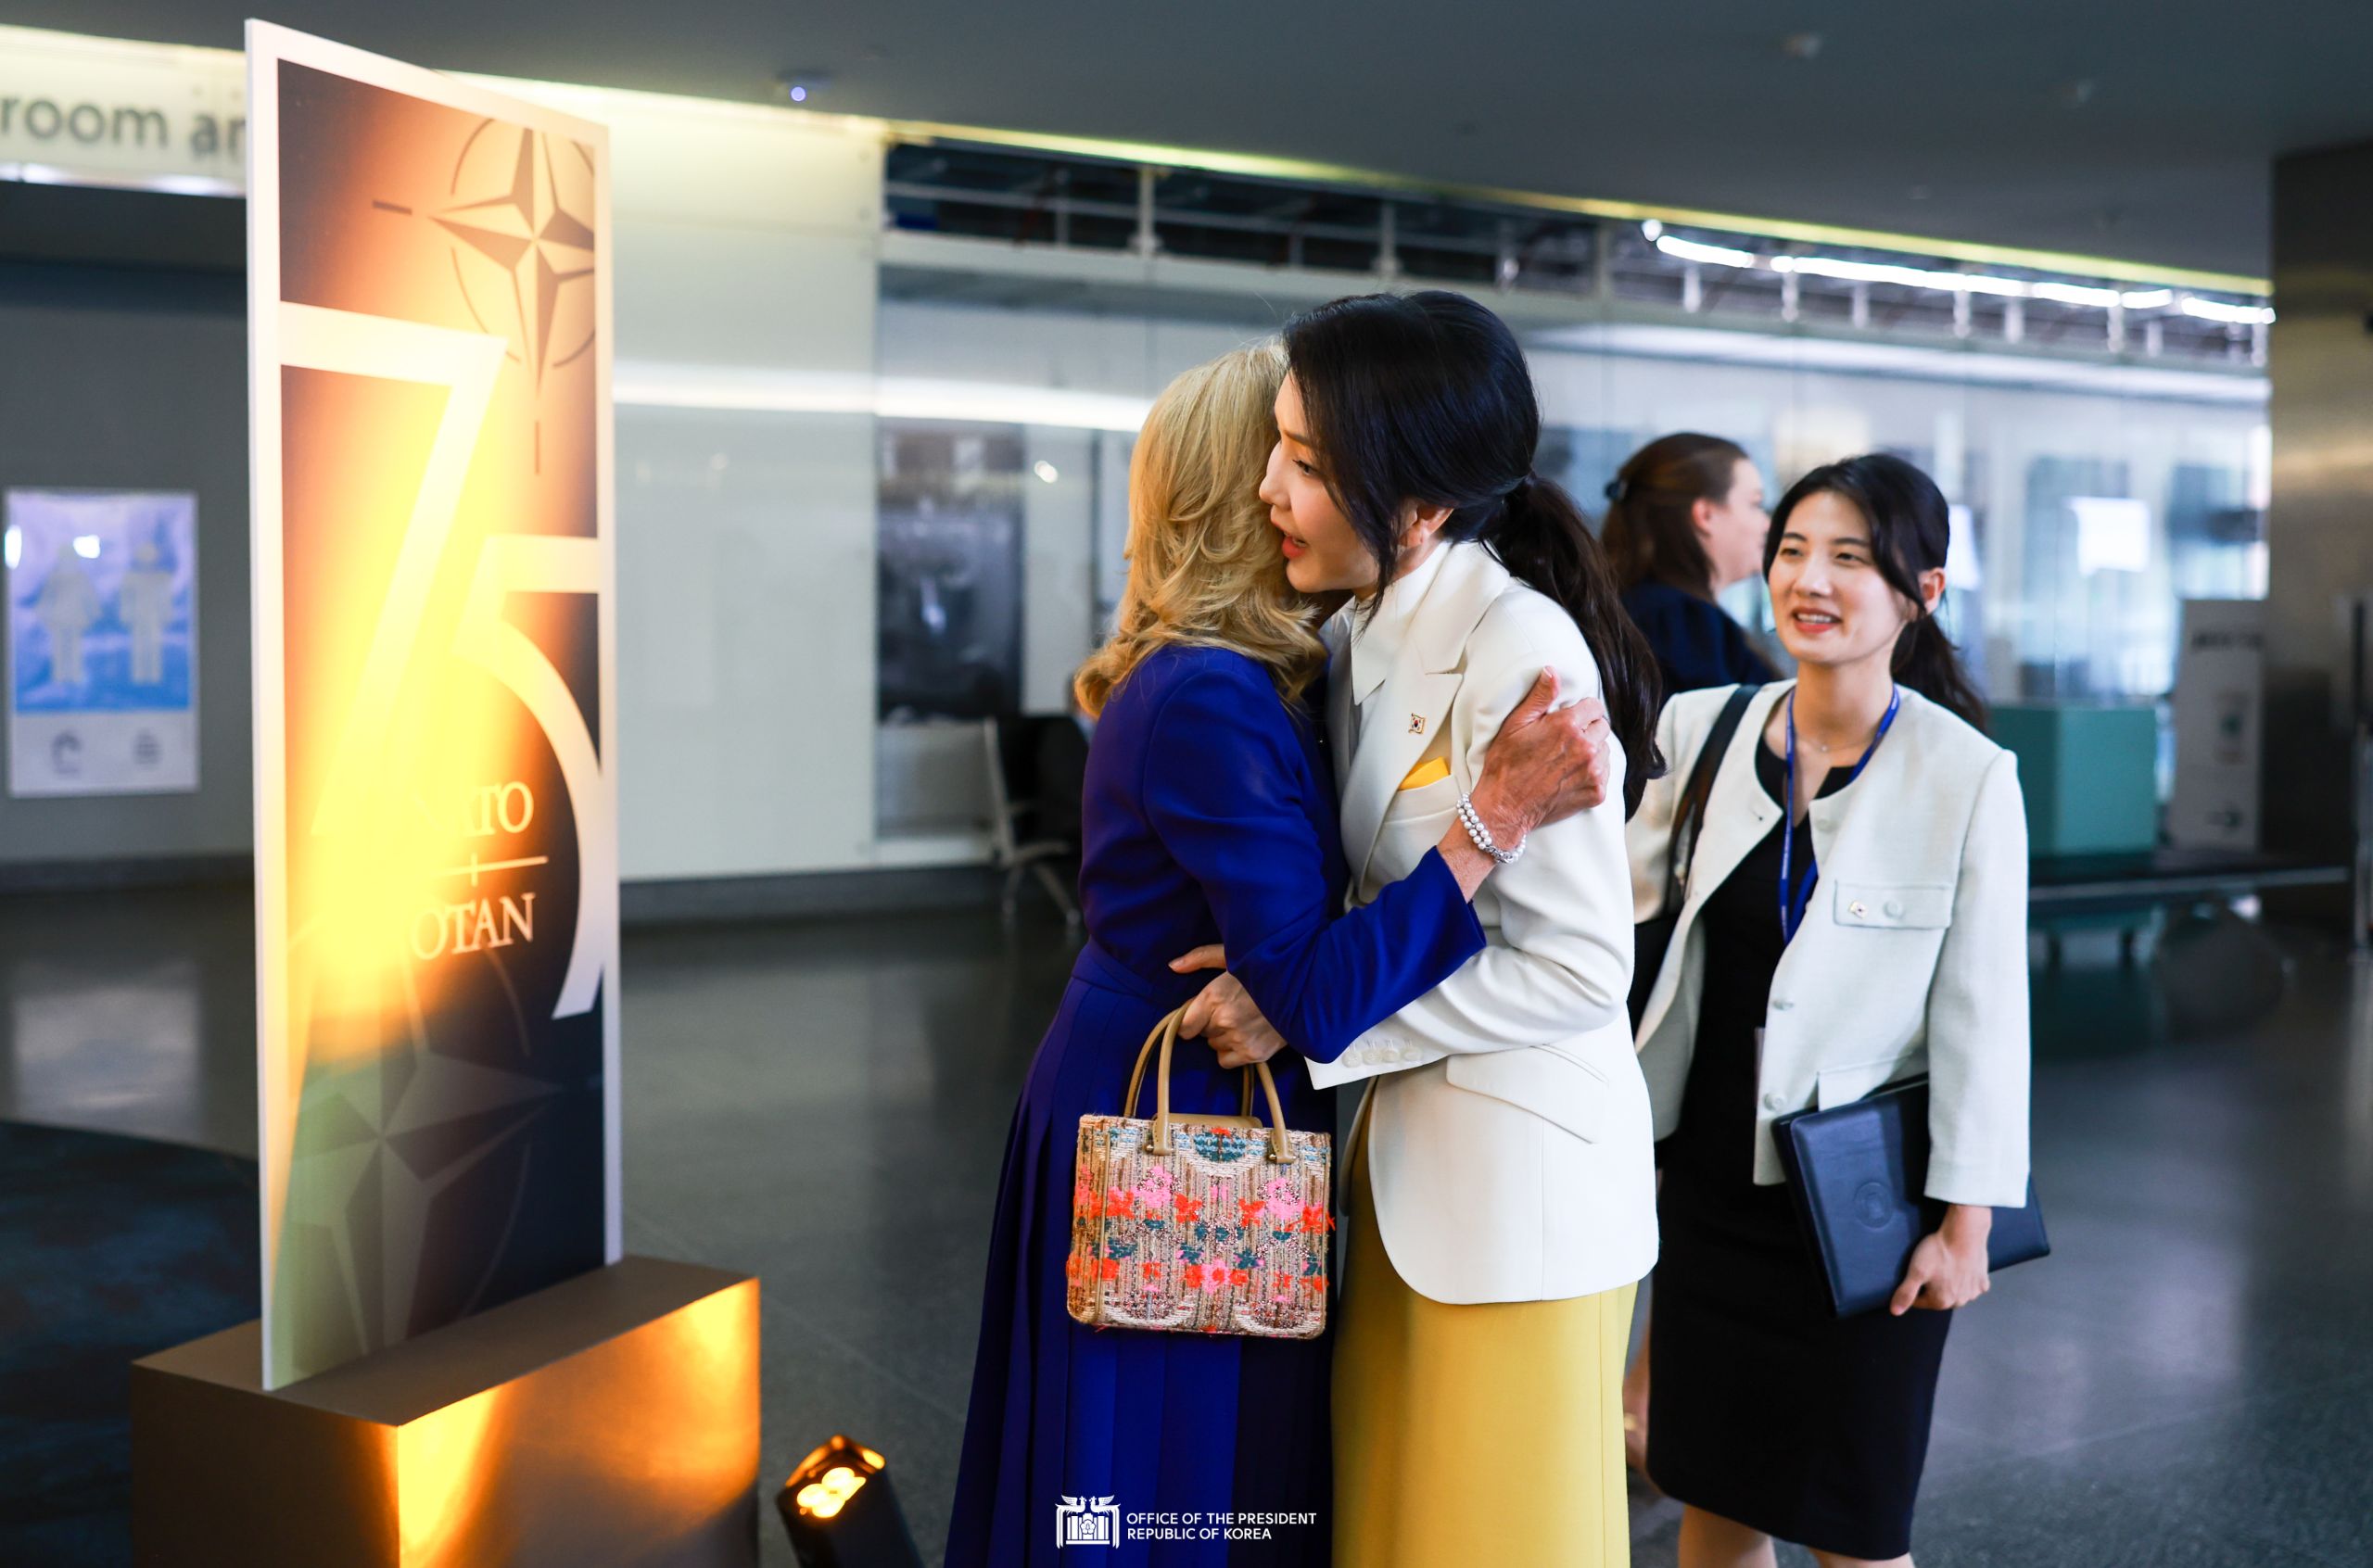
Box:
[1415,844,1490,955]
[1294,848,1486,1064]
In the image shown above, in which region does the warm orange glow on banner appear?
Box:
[247,23,616,1390]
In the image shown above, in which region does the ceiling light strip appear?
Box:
[1653,232,2267,319]
[0,161,244,199]
[612,363,1155,432]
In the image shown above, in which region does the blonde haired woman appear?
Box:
[945,344,1611,1567]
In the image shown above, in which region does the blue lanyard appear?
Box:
[1779,687,1900,942]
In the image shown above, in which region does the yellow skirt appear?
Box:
[1333,1139,1634,1568]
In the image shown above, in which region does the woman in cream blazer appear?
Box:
[1307,537,1656,1305]
[1186,292,1665,1567]
[1629,453,2029,1568]
[1630,679,2030,1198]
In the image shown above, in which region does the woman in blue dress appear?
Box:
[945,343,1611,1567]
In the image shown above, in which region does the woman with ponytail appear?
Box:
[1627,454,2026,1568]
[1173,290,1664,1564]
[1602,432,1779,692]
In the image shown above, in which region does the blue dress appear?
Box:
[945,646,1487,1567]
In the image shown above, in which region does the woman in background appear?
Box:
[1602,431,1775,1465]
[1603,433,1776,693]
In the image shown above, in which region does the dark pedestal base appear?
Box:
[132,1256,760,1568]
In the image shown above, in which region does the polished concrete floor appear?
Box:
[4,881,2371,1565]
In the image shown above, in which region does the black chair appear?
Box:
[981,716,1083,928]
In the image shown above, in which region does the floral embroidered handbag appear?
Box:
[1066,1006,1333,1339]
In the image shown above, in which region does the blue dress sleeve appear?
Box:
[1140,664,1486,1064]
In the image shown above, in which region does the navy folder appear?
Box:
[1772,1076,2049,1318]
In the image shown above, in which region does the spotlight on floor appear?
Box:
[776,1435,923,1568]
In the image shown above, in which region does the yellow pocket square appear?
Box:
[1398,756,1453,790]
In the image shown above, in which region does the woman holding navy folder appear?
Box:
[1627,453,2031,1568]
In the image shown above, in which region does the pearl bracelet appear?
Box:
[1455,793,1525,866]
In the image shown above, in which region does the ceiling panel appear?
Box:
[10,0,2364,276]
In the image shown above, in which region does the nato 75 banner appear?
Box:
[247,23,616,1389]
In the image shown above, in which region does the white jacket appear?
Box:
[1306,541,1659,1306]
[1629,680,2032,1208]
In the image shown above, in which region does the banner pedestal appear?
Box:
[131,1257,758,1568]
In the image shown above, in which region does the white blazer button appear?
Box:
[1885,899,1905,918]
[1761,1092,1786,1112]
[1849,899,1868,917]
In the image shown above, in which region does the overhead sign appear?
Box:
[247,22,616,1388]
[0,24,246,194]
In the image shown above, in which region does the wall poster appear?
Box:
[247,23,616,1387]
[6,488,198,798]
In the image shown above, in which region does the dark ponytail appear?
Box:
[1487,474,1668,813]
[1600,432,1751,600]
[1283,290,1666,814]
[1896,613,1986,730]
[1765,453,1988,732]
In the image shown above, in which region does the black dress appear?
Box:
[1620,580,1778,696]
[1644,741,1952,1562]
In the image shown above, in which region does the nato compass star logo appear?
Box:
[428,120,597,467]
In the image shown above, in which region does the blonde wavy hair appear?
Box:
[1074,342,1329,716]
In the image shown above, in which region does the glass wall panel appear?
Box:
[871,292,2267,834]
[877,423,1026,723]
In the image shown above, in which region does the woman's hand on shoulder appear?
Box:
[1469,668,1613,843]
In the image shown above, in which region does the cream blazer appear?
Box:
[1306,542,1659,1306]
[1629,680,2032,1208]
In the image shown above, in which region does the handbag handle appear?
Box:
[1123,1009,1249,1121]
[1120,1007,1294,1164]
